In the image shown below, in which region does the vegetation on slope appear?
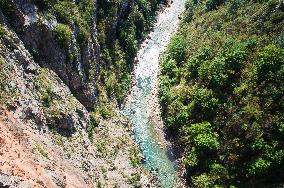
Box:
[34,0,167,105]
[159,0,284,187]
[96,0,167,104]
[0,0,167,109]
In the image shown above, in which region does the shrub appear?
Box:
[183,1,196,23]
[256,44,284,83]
[87,112,99,141]
[159,0,284,186]
[53,24,72,49]
[97,105,113,119]
[0,26,7,38]
[188,87,219,120]
[198,58,229,88]
[35,143,49,158]
[206,0,225,11]
[161,59,179,79]
[166,98,189,129]
[192,173,213,188]
[184,147,199,169]
[198,39,251,89]
[167,34,187,64]
[53,1,77,24]
[186,47,212,79]
[184,122,220,152]
[275,33,284,48]
[248,158,271,176]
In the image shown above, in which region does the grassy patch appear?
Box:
[53,23,72,49]
[0,26,7,38]
[129,147,141,168]
[34,143,49,158]
[127,173,141,187]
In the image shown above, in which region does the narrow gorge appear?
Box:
[123,0,186,187]
[1,0,284,187]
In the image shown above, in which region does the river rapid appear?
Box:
[122,0,186,187]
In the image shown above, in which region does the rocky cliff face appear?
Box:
[0,0,166,187]
[0,0,166,110]
[0,21,149,186]
[1,0,100,110]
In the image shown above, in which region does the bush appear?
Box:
[186,47,211,79]
[256,44,284,83]
[188,87,219,120]
[184,147,199,169]
[97,105,113,119]
[166,98,189,129]
[87,112,99,141]
[248,158,271,176]
[206,0,225,11]
[53,24,72,49]
[167,34,187,64]
[275,33,284,48]
[198,39,251,89]
[198,58,229,88]
[161,59,179,79]
[159,0,284,186]
[192,173,213,188]
[184,122,220,152]
[0,26,7,38]
[53,1,77,24]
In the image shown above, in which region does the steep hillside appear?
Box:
[0,0,166,110]
[0,16,149,187]
[0,0,168,187]
[160,0,284,187]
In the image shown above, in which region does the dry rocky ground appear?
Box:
[0,109,151,188]
[0,10,153,187]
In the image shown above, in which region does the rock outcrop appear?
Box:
[0,0,167,186]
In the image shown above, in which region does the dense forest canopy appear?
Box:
[160,0,284,187]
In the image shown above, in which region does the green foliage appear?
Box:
[206,0,225,11]
[41,87,54,108]
[0,58,17,107]
[248,158,271,176]
[129,147,141,168]
[161,59,179,79]
[127,173,141,187]
[160,0,284,187]
[87,112,99,141]
[97,105,113,119]
[186,47,211,79]
[275,33,284,48]
[34,143,49,158]
[256,44,284,83]
[198,39,252,89]
[184,147,199,169]
[53,24,72,49]
[0,26,7,38]
[184,122,219,152]
[167,34,187,63]
[53,1,76,24]
[95,0,165,104]
[192,173,213,188]
[188,87,219,120]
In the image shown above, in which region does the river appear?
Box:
[122,0,186,187]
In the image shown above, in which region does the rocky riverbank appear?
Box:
[122,0,186,187]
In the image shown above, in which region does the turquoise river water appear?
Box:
[122,0,186,187]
